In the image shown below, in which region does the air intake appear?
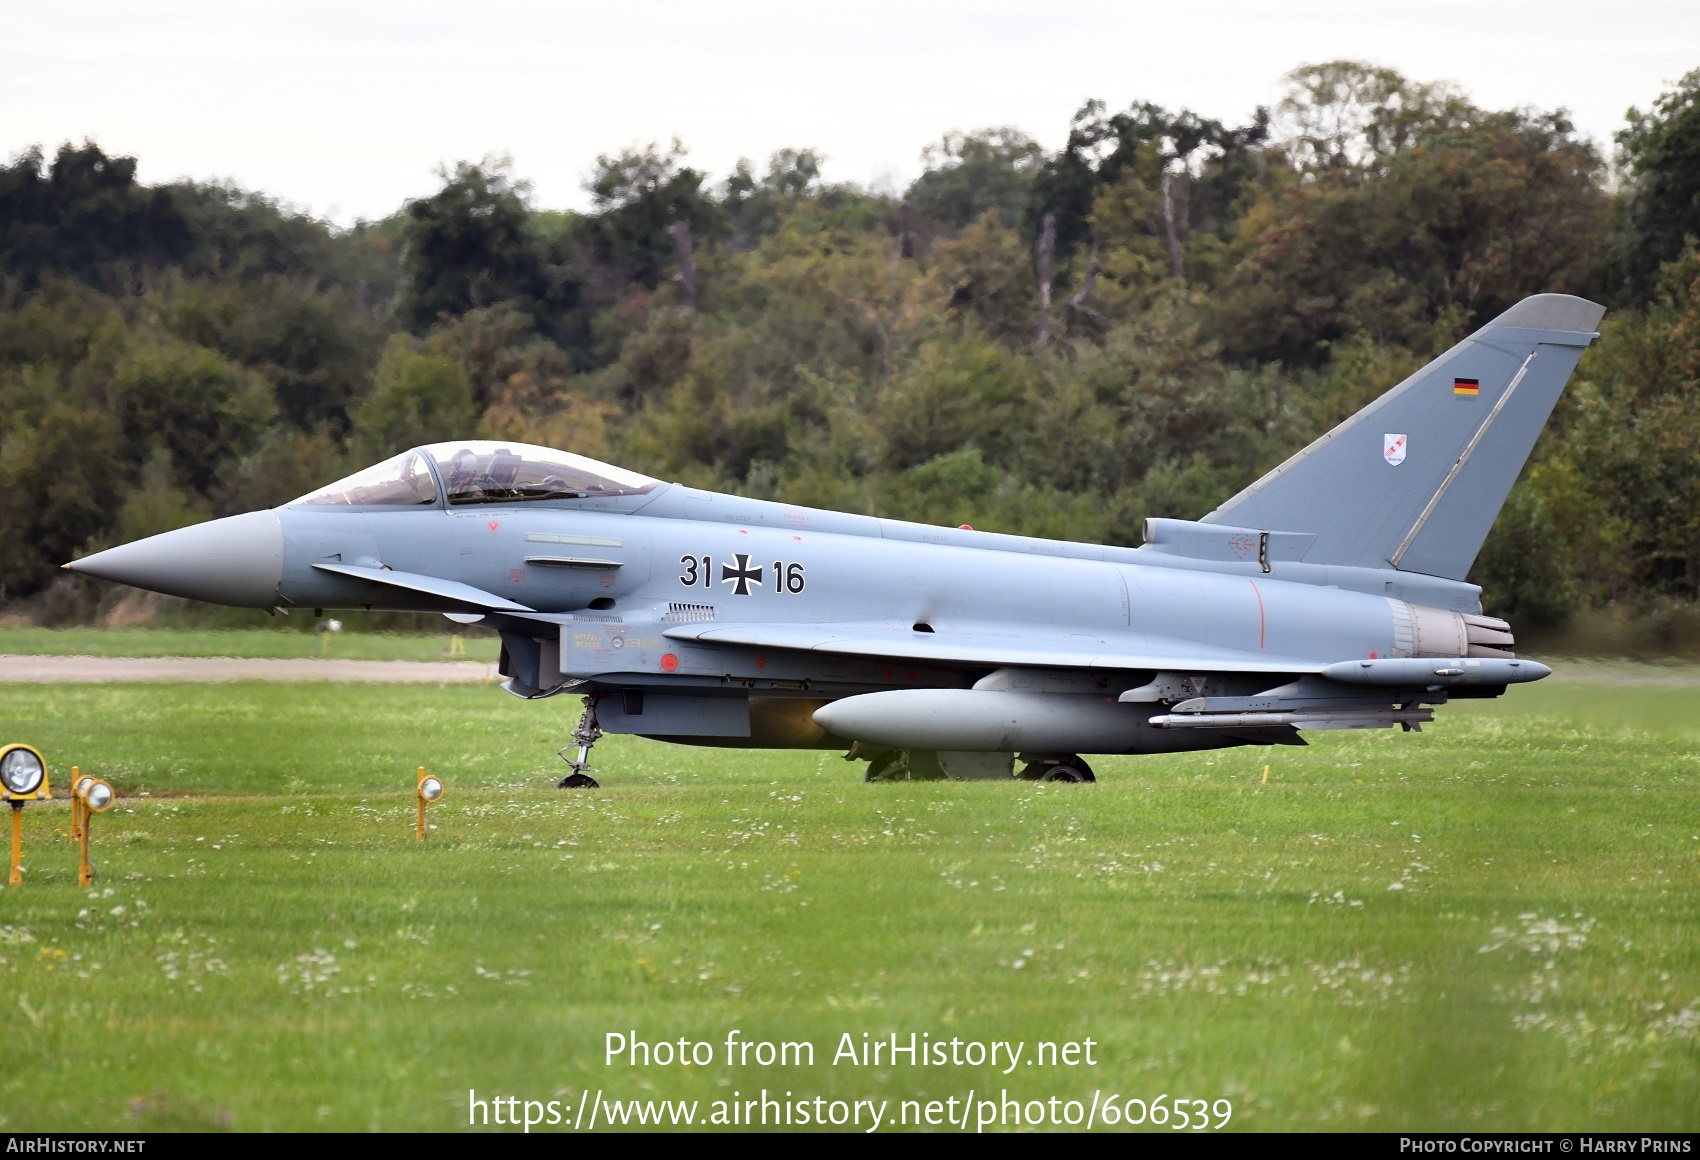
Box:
[664,602,717,623]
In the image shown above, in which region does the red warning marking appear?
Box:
[885,668,894,679]
[487,520,500,532]
[907,671,917,681]
[1248,579,1266,649]
[959,524,973,530]
[756,657,768,670]
[660,653,679,673]
[738,528,749,535]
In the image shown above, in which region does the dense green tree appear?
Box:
[1029,100,1265,260]
[0,277,127,383]
[1215,69,1608,364]
[585,140,719,290]
[930,210,1037,343]
[349,335,475,460]
[877,333,1032,470]
[213,426,347,516]
[0,144,386,304]
[1561,252,1700,598]
[723,148,827,247]
[420,303,568,411]
[0,401,124,599]
[159,276,387,431]
[110,339,277,491]
[1037,293,1289,495]
[0,143,192,290]
[400,159,573,337]
[1616,69,1700,298]
[168,181,393,293]
[906,129,1044,233]
[112,447,212,545]
[1275,61,1473,176]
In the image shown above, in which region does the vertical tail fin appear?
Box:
[1204,294,1605,580]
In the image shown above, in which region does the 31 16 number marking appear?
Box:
[679,553,805,595]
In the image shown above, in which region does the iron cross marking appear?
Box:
[721,553,764,596]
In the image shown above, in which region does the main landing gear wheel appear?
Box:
[1018,756,1097,784]
[863,749,946,782]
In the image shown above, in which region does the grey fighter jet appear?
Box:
[66,294,1605,785]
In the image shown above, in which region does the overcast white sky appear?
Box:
[5,1,1696,224]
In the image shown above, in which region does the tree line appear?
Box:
[2,61,1698,628]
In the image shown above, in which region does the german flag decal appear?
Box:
[1454,377,1480,396]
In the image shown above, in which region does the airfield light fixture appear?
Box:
[72,775,116,888]
[0,743,49,888]
[1,744,47,798]
[70,767,91,844]
[416,767,445,840]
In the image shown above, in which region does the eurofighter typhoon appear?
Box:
[67,294,1605,785]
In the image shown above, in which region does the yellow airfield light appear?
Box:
[70,765,87,844]
[1,744,48,801]
[72,774,115,888]
[1,743,49,888]
[416,766,445,841]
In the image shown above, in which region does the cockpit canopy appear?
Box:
[293,442,660,507]
[424,441,658,504]
[294,450,438,507]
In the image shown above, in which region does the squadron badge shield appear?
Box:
[1384,433,1408,466]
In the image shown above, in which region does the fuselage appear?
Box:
[281,487,1431,675]
[66,441,1538,765]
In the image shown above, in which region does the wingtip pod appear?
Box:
[1320,657,1551,687]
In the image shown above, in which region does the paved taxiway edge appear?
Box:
[0,655,500,683]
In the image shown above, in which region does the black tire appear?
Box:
[863,751,908,782]
[1039,756,1096,784]
[557,772,600,789]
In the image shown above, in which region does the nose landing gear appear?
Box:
[556,695,603,789]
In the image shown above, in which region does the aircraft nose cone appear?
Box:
[65,510,284,607]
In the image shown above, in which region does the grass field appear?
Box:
[0,672,1694,1132]
[0,626,499,663]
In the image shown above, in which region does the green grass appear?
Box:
[0,676,1694,1132]
[0,625,499,663]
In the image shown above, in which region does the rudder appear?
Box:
[1204,293,1605,580]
